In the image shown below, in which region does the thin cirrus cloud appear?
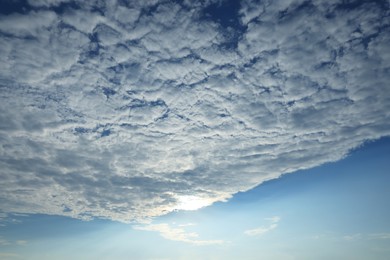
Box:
[344,233,390,241]
[244,216,281,236]
[0,0,389,223]
[133,223,224,245]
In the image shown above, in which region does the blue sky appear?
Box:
[0,0,390,259]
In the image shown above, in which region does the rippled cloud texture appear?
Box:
[0,0,389,222]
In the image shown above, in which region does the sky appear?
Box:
[0,0,389,259]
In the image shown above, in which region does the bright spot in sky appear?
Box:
[176,196,211,211]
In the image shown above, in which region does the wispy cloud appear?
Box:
[0,237,10,246]
[177,223,196,227]
[0,236,27,247]
[15,240,27,246]
[0,252,20,259]
[343,233,362,241]
[313,232,390,242]
[343,232,390,241]
[244,216,280,236]
[134,223,224,246]
[368,233,390,240]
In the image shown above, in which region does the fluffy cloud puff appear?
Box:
[0,0,389,222]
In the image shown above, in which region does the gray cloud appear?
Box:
[0,0,389,222]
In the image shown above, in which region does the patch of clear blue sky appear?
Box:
[1,137,389,260]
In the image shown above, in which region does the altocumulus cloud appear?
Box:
[0,0,389,222]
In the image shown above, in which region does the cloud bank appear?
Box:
[0,0,389,222]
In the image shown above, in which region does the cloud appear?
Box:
[134,223,224,245]
[0,236,26,247]
[244,216,280,236]
[27,0,72,7]
[15,240,27,246]
[368,233,390,240]
[343,233,362,241]
[0,253,19,259]
[0,0,389,222]
[0,213,7,226]
[0,237,10,246]
[339,232,390,241]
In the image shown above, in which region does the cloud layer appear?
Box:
[0,0,389,222]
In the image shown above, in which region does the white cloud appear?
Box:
[0,236,27,247]
[16,240,27,246]
[0,237,10,246]
[343,233,362,241]
[265,216,281,223]
[0,0,389,222]
[244,216,280,236]
[244,224,278,237]
[368,233,390,240]
[312,232,390,243]
[134,223,224,245]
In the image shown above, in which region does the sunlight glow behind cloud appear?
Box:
[175,196,213,211]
